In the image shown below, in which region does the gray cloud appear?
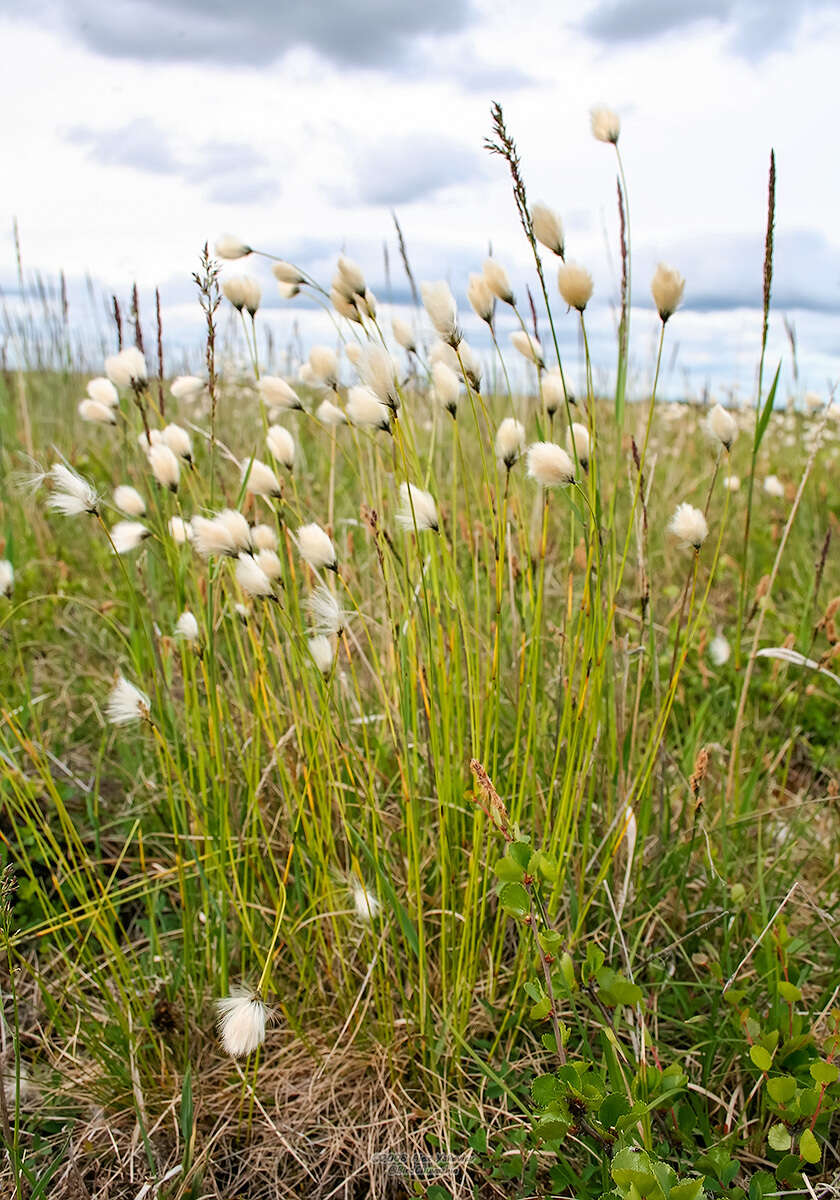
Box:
[343,135,487,206]
[14,0,473,68]
[579,0,838,58]
[65,119,278,204]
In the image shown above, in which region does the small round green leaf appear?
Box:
[799,1128,820,1165]
[750,1045,773,1072]
[499,882,530,917]
[768,1124,791,1152]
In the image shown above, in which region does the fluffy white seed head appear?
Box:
[706,403,737,451]
[175,610,200,642]
[256,548,283,580]
[297,522,337,571]
[432,361,460,416]
[138,428,163,455]
[346,386,391,431]
[344,343,362,368]
[78,398,117,425]
[170,375,205,401]
[483,257,515,305]
[168,515,193,544]
[591,105,621,144]
[458,341,483,390]
[106,675,150,725]
[306,584,347,635]
[162,423,193,461]
[357,289,377,319]
[510,330,544,367]
[105,347,147,390]
[723,474,741,492]
[308,634,334,674]
[337,255,366,297]
[495,417,526,468]
[764,474,785,498]
[316,398,346,426]
[531,203,565,257]
[110,520,149,554]
[258,376,302,411]
[47,463,100,516]
[542,368,572,415]
[467,273,495,324]
[86,377,119,407]
[308,345,339,388]
[668,502,708,549]
[396,482,439,533]
[358,344,399,410]
[352,881,380,922]
[557,263,594,311]
[223,275,261,315]
[242,458,282,498]
[331,287,363,324]
[391,317,416,352]
[215,988,267,1057]
[271,260,304,285]
[709,634,731,666]
[149,444,180,491]
[192,511,249,557]
[251,523,278,551]
[651,264,685,323]
[421,281,460,346]
[219,510,252,551]
[526,442,576,487]
[235,552,273,597]
[267,425,296,469]
[567,422,591,470]
[0,560,14,597]
[215,233,252,260]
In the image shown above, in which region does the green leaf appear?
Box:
[750,1045,773,1072]
[494,856,525,883]
[766,1076,796,1104]
[499,882,530,918]
[798,1088,820,1117]
[611,1148,655,1192]
[748,1171,776,1200]
[538,930,562,957]
[809,1059,839,1085]
[530,997,552,1021]
[798,1128,820,1165]
[670,1181,704,1200]
[777,981,802,1003]
[753,361,782,453]
[508,841,532,869]
[598,1092,631,1127]
[531,1074,561,1106]
[768,1124,791,1152]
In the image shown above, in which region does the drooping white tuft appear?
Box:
[47,463,100,516]
[297,523,337,571]
[149,444,181,491]
[542,368,572,415]
[346,387,391,432]
[110,520,149,555]
[235,553,273,597]
[308,634,334,674]
[175,610,200,642]
[215,234,252,260]
[0,560,14,598]
[251,523,278,551]
[256,548,283,580]
[306,584,346,636]
[668,502,708,549]
[242,458,282,498]
[396,483,439,533]
[709,634,731,666]
[78,399,117,425]
[170,375,205,401]
[308,345,339,388]
[168,515,193,544]
[723,474,741,492]
[357,344,399,410]
[510,330,544,367]
[526,442,576,487]
[531,203,565,258]
[651,264,685,323]
[258,376,302,411]
[223,276,261,315]
[271,260,305,285]
[215,987,267,1057]
[162,423,193,462]
[352,880,380,922]
[566,422,591,471]
[432,361,460,417]
[421,281,460,346]
[483,257,515,305]
[106,675,150,725]
[391,317,416,353]
[495,417,526,468]
[266,425,296,470]
[763,474,785,499]
[192,511,249,558]
[316,398,347,426]
[86,377,119,407]
[557,263,594,312]
[706,403,738,451]
[105,347,147,390]
[590,105,621,144]
[467,273,495,324]
[113,485,146,517]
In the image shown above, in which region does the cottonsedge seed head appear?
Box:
[105,347,147,390]
[78,399,117,425]
[162,423,193,462]
[357,289,377,319]
[590,105,621,144]
[391,317,416,353]
[344,343,362,369]
[192,513,243,558]
[557,263,594,312]
[706,403,738,451]
[47,463,100,516]
[168,515,193,544]
[223,275,261,315]
[531,203,565,257]
[467,273,495,324]
[352,881,380,922]
[669,502,708,549]
[337,254,366,297]
[297,523,337,571]
[170,375,205,401]
[276,280,299,301]
[526,442,576,488]
[256,548,283,580]
[432,361,460,417]
[495,417,526,468]
[86,377,119,407]
[316,398,346,426]
[421,281,460,346]
[138,428,163,455]
[258,376,302,411]
[216,988,267,1058]
[251,523,277,551]
[458,341,483,391]
[510,330,544,368]
[764,474,785,498]
[542,368,572,415]
[218,509,252,551]
[0,560,14,598]
[242,458,282,499]
[271,260,304,285]
[358,344,399,410]
[396,482,439,533]
[214,233,252,260]
[709,633,731,666]
[306,584,347,636]
[267,425,296,470]
[331,287,363,324]
[567,422,591,470]
[346,386,391,432]
[723,474,741,492]
[110,520,149,554]
[175,610,200,642]
[235,553,273,597]
[149,444,181,491]
[651,263,685,323]
[308,345,339,388]
[106,675,150,725]
[483,257,515,305]
[308,634,334,674]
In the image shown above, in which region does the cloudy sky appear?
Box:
[2,0,839,399]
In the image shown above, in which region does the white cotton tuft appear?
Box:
[168,516,193,544]
[106,675,150,725]
[467,273,495,324]
[251,523,278,551]
[352,881,380,921]
[175,610,200,642]
[566,422,591,470]
[337,255,366,297]
[162,423,193,462]
[267,425,296,469]
[306,584,346,635]
[105,347,147,390]
[542,368,572,415]
[223,275,261,315]
[483,257,515,305]
[709,634,731,666]
[258,376,302,411]
[308,634,334,674]
[357,344,399,410]
[191,510,250,558]
[392,317,416,352]
[706,404,738,451]
[297,523,337,571]
[215,234,252,260]
[531,203,565,257]
[0,560,14,598]
[316,398,346,426]
[346,386,391,431]
[110,520,149,555]
[432,361,460,416]
[170,375,205,400]
[242,458,282,498]
[149,444,181,491]
[215,988,267,1057]
[668,502,708,549]
[78,398,117,425]
[308,345,339,388]
[256,548,283,580]
[526,442,576,488]
[47,463,100,516]
[651,264,685,323]
[495,417,526,468]
[723,474,741,492]
[763,474,785,499]
[557,263,594,312]
[235,553,273,597]
[396,483,439,533]
[510,330,544,367]
[421,281,460,346]
[590,105,620,144]
[86,377,119,407]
